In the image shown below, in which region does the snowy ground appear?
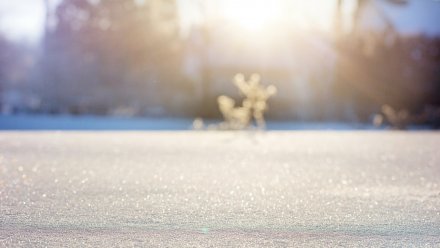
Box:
[0,131,439,247]
[0,114,194,130]
[0,114,374,130]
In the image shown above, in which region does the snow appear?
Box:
[0,114,374,130]
[0,114,194,130]
[0,131,439,246]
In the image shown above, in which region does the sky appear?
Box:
[0,0,46,41]
[0,0,439,42]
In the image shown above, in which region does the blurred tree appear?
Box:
[0,35,9,108]
[0,34,34,113]
[37,0,183,115]
[335,0,407,35]
[332,0,419,121]
[188,0,215,118]
[333,0,440,127]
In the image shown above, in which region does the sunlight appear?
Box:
[178,0,340,38]
[208,0,339,39]
[0,1,45,40]
[221,0,283,33]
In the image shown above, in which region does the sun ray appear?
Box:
[221,0,283,33]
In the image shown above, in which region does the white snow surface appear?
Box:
[0,131,439,247]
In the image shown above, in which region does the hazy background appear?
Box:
[1,0,439,126]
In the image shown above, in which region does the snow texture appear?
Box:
[0,131,439,247]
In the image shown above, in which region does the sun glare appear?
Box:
[221,0,283,33]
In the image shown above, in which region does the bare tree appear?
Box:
[335,0,407,36]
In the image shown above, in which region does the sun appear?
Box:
[220,0,283,33]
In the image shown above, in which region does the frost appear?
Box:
[216,73,277,130]
[0,132,439,246]
[374,104,410,129]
